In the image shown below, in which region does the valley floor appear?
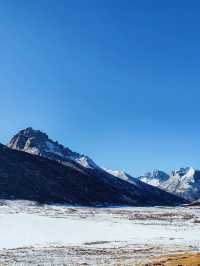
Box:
[0,201,200,265]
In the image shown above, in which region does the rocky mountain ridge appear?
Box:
[2,127,186,206]
[139,167,200,201]
[8,127,98,169]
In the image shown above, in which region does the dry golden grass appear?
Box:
[145,253,200,266]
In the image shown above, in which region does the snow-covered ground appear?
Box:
[0,201,200,265]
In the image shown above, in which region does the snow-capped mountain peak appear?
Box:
[172,167,195,179]
[139,169,169,186]
[8,127,97,169]
[104,168,146,189]
[104,169,129,181]
[139,166,200,201]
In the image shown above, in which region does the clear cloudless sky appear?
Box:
[1,0,200,176]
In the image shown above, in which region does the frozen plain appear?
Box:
[0,201,200,265]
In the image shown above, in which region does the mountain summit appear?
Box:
[139,170,170,187]
[139,167,200,201]
[8,127,98,169]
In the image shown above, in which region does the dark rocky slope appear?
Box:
[0,144,186,206]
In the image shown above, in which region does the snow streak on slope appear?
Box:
[104,169,131,181]
[104,168,152,189]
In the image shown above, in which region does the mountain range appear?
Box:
[0,127,186,206]
[139,167,200,202]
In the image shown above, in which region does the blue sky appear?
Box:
[1,0,200,176]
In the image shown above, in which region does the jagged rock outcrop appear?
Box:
[8,127,98,169]
[139,167,200,202]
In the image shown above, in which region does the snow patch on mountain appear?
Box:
[139,170,170,187]
[139,167,200,202]
[45,141,63,156]
[104,169,130,181]
[104,168,150,189]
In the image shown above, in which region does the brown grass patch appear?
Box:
[144,253,200,266]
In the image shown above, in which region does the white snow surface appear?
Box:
[0,201,200,250]
[1,211,200,250]
[0,201,200,265]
